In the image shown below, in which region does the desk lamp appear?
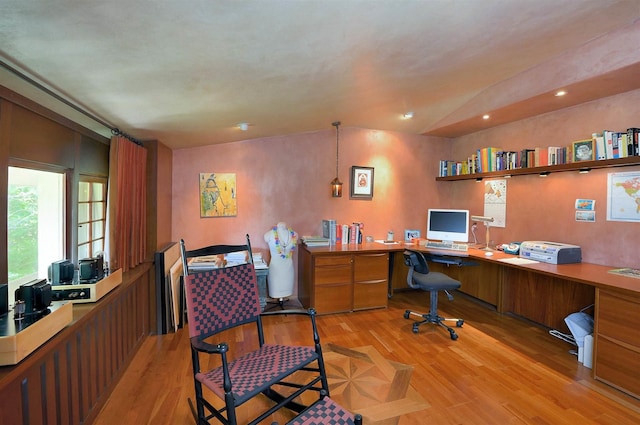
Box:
[471,215,494,251]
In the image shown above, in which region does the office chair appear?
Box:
[180,236,357,425]
[402,250,464,340]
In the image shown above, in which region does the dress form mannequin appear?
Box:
[264,222,298,303]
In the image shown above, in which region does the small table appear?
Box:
[255,267,269,311]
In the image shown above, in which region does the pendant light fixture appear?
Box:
[331,121,343,197]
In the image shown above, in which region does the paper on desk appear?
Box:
[375,240,401,245]
[498,257,540,265]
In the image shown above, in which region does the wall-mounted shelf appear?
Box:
[436,156,640,181]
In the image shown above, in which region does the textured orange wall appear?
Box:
[449,89,640,267]
[172,89,640,273]
[172,128,452,261]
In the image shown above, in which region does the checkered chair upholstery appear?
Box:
[286,396,363,425]
[181,236,336,425]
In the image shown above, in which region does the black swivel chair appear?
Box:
[403,250,464,340]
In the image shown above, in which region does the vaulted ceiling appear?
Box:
[1,1,640,149]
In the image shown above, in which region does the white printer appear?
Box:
[519,241,582,264]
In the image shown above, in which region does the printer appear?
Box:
[519,241,582,264]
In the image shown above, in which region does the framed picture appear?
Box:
[350,166,374,199]
[200,173,237,217]
[404,229,421,243]
[572,139,594,162]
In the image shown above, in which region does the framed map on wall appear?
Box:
[607,171,640,222]
[200,173,237,217]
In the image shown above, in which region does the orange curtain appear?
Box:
[107,136,147,272]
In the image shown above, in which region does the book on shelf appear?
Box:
[593,129,639,160]
[628,128,640,156]
[519,148,534,168]
[547,146,564,165]
[592,133,606,160]
[603,130,615,159]
[534,147,549,167]
[437,126,640,178]
[476,147,503,173]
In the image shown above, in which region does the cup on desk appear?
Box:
[410,238,419,245]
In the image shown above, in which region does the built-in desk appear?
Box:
[298,242,640,400]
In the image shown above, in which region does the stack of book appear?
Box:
[301,236,330,247]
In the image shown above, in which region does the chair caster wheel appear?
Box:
[449,330,458,340]
[412,324,419,333]
[456,319,464,327]
[404,310,410,319]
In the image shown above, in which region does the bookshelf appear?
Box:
[436,156,640,181]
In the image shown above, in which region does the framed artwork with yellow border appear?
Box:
[199,173,237,217]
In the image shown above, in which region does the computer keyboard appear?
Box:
[425,240,469,252]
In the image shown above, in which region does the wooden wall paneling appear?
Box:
[9,103,76,169]
[65,338,81,425]
[54,346,72,425]
[0,99,11,283]
[78,135,109,176]
[0,266,151,425]
[40,353,56,424]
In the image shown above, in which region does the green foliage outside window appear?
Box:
[7,185,38,281]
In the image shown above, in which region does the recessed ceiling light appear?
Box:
[555,90,567,97]
[482,114,490,120]
[402,112,414,120]
[238,123,249,131]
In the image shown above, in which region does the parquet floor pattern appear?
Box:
[93,290,640,425]
[323,343,428,424]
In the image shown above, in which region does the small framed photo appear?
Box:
[576,211,596,222]
[404,229,421,243]
[572,139,594,162]
[350,166,374,199]
[575,199,595,211]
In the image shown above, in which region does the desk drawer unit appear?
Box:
[594,289,640,398]
[313,255,353,314]
[353,253,389,310]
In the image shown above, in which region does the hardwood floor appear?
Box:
[93,290,640,424]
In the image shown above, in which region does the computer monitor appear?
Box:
[426,209,470,243]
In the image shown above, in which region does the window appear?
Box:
[78,177,106,261]
[8,166,65,303]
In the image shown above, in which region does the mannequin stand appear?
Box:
[264,297,289,311]
[264,296,301,312]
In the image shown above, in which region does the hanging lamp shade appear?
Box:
[331,176,342,197]
[331,121,342,197]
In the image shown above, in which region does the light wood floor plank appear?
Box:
[93,290,640,424]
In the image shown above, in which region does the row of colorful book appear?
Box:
[593,129,639,160]
[438,127,639,177]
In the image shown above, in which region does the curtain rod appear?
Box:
[1,59,142,146]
